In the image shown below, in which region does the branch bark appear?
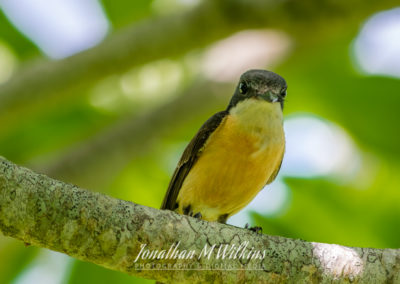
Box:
[1,157,399,283]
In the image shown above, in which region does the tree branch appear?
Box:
[1,157,399,283]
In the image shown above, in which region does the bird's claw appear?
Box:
[244,223,263,234]
[193,212,202,219]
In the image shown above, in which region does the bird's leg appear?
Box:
[183,205,193,216]
[217,214,229,224]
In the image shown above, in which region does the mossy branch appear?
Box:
[0,156,399,283]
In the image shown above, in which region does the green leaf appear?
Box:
[67,259,153,284]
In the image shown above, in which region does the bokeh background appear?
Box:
[1,0,400,283]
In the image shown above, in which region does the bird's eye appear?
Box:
[281,89,287,98]
[239,82,248,94]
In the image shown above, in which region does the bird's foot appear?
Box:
[193,212,202,219]
[244,223,263,234]
[183,205,202,219]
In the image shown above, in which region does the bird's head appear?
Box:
[228,69,287,110]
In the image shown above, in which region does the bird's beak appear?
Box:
[257,91,279,103]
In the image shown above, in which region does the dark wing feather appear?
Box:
[161,111,228,210]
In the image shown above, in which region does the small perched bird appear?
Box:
[161,69,287,224]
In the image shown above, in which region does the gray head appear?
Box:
[227,69,287,110]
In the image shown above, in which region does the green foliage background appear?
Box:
[0,1,399,283]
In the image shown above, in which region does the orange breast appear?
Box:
[177,101,285,221]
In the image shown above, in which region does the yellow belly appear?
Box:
[177,99,285,221]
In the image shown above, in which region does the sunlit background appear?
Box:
[0,0,400,283]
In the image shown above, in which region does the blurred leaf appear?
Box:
[279,33,400,161]
[254,176,400,249]
[0,10,39,59]
[100,0,154,29]
[0,237,39,284]
[0,100,114,163]
[111,153,170,209]
[67,259,153,284]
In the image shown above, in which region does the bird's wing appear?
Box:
[161,111,228,210]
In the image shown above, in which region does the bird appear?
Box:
[161,69,287,224]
